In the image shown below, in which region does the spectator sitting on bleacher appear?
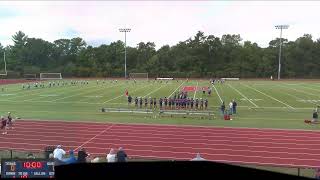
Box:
[77,148,90,163]
[116,147,128,162]
[53,145,66,166]
[106,148,116,163]
[53,145,66,161]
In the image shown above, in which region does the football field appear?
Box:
[0,79,319,130]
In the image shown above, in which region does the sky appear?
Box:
[1,1,320,49]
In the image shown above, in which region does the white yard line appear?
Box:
[285,85,320,98]
[168,80,186,98]
[241,83,295,109]
[51,83,124,102]
[279,84,320,106]
[74,124,114,151]
[103,83,152,104]
[142,84,166,98]
[193,81,199,99]
[212,85,223,103]
[7,86,73,100]
[228,84,259,108]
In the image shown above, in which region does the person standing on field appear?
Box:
[229,101,233,115]
[220,102,225,116]
[232,100,237,114]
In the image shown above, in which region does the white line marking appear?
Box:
[17,118,320,132]
[283,84,320,98]
[242,83,294,109]
[103,83,152,104]
[39,94,59,97]
[168,80,186,98]
[193,81,198,99]
[228,84,259,108]
[142,84,166,98]
[74,124,114,151]
[0,94,16,96]
[212,85,223,103]
[52,83,124,102]
[277,84,317,106]
[299,85,320,93]
[84,95,103,98]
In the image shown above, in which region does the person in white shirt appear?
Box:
[106,148,116,162]
[191,153,206,161]
[53,145,66,161]
[229,101,233,115]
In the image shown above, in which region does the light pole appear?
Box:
[119,28,131,79]
[275,25,289,80]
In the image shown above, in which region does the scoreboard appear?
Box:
[1,159,55,178]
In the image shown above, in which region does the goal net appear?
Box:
[40,73,62,80]
[129,73,148,80]
[23,74,37,80]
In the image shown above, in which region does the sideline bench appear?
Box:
[159,110,214,119]
[101,108,154,114]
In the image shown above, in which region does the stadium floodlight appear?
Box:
[275,24,289,80]
[119,28,131,79]
[0,51,7,76]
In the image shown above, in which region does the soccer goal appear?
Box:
[23,74,37,80]
[129,73,148,80]
[40,73,62,80]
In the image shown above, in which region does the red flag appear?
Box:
[125,89,128,97]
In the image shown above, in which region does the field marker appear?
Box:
[193,81,198,99]
[228,84,259,108]
[242,83,294,109]
[212,85,223,103]
[103,83,152,104]
[51,82,124,102]
[74,124,114,151]
[168,80,186,98]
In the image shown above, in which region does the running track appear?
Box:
[1,119,320,168]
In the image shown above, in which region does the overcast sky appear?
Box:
[1,1,320,49]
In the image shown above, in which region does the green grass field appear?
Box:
[0,79,320,130]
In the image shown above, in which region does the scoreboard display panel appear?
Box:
[1,159,55,178]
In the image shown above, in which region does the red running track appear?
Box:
[1,119,320,168]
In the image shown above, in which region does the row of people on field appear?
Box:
[128,96,209,110]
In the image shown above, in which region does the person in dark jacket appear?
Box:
[116,147,128,162]
[220,102,226,116]
[232,100,237,114]
[77,148,89,163]
[312,110,318,123]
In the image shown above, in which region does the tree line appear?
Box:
[0,30,319,78]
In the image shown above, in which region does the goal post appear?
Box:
[39,73,62,80]
[129,73,148,80]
